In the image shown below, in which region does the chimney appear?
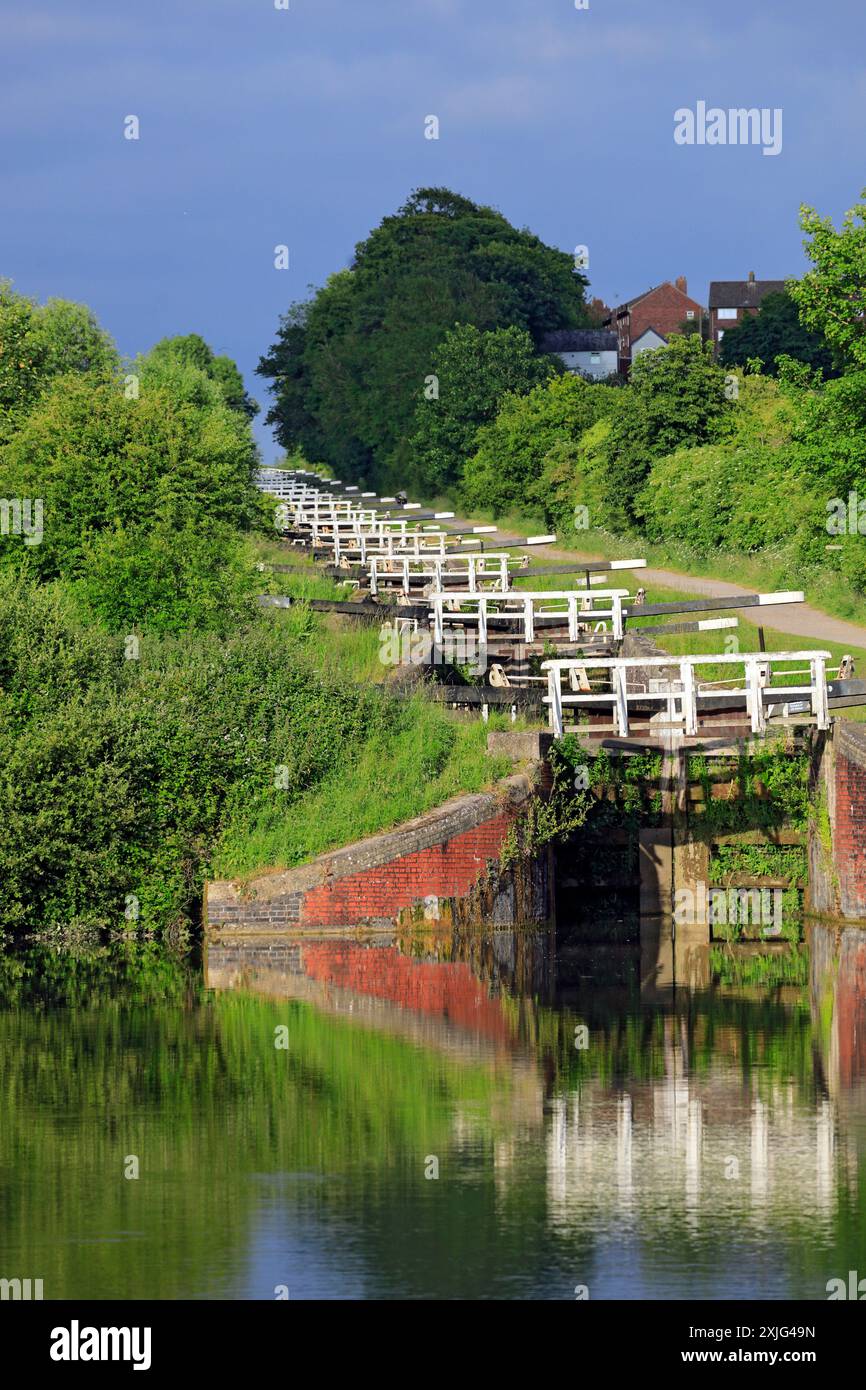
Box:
[748,271,756,283]
[675,275,687,294]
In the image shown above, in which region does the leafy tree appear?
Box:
[73,521,257,636]
[718,291,837,376]
[789,189,866,368]
[635,440,823,556]
[0,366,260,631]
[599,335,732,524]
[145,333,258,419]
[255,300,326,467]
[786,367,866,497]
[257,187,590,489]
[460,372,619,517]
[0,281,117,439]
[408,324,557,494]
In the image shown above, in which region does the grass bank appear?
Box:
[212,538,514,879]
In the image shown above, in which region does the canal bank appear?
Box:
[206,718,866,941]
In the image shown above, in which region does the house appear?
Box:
[602,278,706,375]
[708,272,787,353]
[539,329,619,380]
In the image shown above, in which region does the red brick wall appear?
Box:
[299,810,514,927]
[834,746,866,918]
[710,305,758,352]
[629,283,705,345]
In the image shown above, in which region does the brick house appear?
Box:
[708,272,787,354]
[603,277,706,375]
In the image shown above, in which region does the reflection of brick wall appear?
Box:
[206,773,551,932]
[300,941,513,1042]
[835,929,866,1087]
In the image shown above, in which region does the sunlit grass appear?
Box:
[213,699,513,877]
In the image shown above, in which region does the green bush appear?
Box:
[0,365,262,632]
[460,372,618,516]
[0,575,390,933]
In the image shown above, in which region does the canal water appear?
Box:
[1,922,864,1301]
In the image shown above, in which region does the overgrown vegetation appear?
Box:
[0,283,510,936]
[687,747,810,834]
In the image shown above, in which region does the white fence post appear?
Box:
[746,658,767,733]
[613,665,629,735]
[523,596,534,644]
[612,594,623,641]
[549,667,564,737]
[812,656,829,730]
[680,660,698,736]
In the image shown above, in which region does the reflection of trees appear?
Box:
[1,930,865,1301]
[0,945,508,1299]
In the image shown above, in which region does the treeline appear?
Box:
[257,187,590,492]
[0,286,398,935]
[260,185,866,595]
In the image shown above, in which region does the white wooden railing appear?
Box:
[542,652,832,737]
[431,589,629,645]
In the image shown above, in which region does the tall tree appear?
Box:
[789,189,866,368]
[601,335,732,525]
[408,323,557,493]
[0,282,117,440]
[146,333,259,419]
[257,187,590,489]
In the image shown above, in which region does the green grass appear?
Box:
[213,535,516,878]
[213,700,513,878]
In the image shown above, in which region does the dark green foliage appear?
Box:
[718,291,838,377]
[409,323,557,493]
[257,187,589,490]
[0,575,392,933]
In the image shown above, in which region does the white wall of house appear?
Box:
[631,329,667,358]
[557,349,618,379]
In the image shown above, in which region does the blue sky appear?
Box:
[2,0,865,460]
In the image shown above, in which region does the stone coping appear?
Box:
[207,772,535,909]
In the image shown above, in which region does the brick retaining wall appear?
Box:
[809,722,866,921]
[206,772,552,933]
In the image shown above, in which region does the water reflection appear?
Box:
[0,921,864,1300]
